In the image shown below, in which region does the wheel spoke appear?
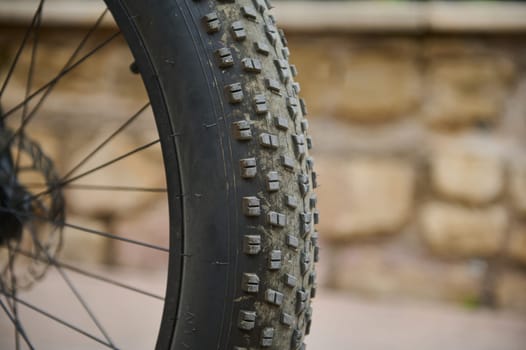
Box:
[15,249,164,301]
[24,225,117,347]
[1,30,120,124]
[0,297,34,350]
[62,102,151,180]
[0,291,116,349]
[0,0,44,98]
[11,1,44,187]
[24,183,168,193]
[0,206,169,252]
[63,220,169,252]
[6,243,21,350]
[54,265,116,347]
[27,138,161,202]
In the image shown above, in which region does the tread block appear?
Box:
[278,28,288,47]
[264,289,284,306]
[225,83,244,103]
[292,329,304,349]
[259,133,279,149]
[286,234,299,249]
[242,273,260,293]
[274,59,290,83]
[296,290,307,313]
[231,21,247,41]
[253,94,269,115]
[268,250,282,270]
[306,136,313,150]
[232,120,252,140]
[284,273,297,288]
[268,211,286,227]
[240,158,257,178]
[314,246,320,263]
[255,41,271,56]
[215,47,234,68]
[292,82,301,95]
[252,0,267,13]
[311,284,317,299]
[264,0,274,10]
[244,235,262,255]
[292,134,306,158]
[287,97,299,118]
[285,194,298,209]
[202,12,221,33]
[300,212,312,236]
[280,312,294,327]
[266,171,280,192]
[242,57,263,73]
[309,193,318,209]
[281,47,290,59]
[301,246,312,275]
[261,327,275,347]
[308,271,317,285]
[301,119,309,132]
[312,171,318,189]
[274,115,289,130]
[281,155,295,170]
[264,24,278,45]
[298,174,310,196]
[265,78,281,94]
[290,64,298,77]
[300,98,308,115]
[314,209,320,225]
[306,157,315,171]
[243,196,261,216]
[238,310,256,330]
[306,318,312,336]
[311,230,319,246]
[241,5,258,20]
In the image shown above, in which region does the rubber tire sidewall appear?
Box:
[105,1,243,349]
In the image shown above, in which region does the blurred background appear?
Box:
[1,0,526,349]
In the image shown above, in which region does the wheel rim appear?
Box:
[0,1,183,348]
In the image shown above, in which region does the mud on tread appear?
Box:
[196,0,319,348]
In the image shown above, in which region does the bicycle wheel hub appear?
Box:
[0,120,65,291]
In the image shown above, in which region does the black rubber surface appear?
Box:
[105,0,318,349]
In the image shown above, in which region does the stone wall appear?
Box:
[291,35,526,311]
[1,6,526,312]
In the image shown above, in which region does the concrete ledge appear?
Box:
[0,1,111,27]
[274,1,526,33]
[0,1,526,33]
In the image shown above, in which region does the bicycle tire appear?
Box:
[106,0,318,349]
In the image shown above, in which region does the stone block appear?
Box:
[510,161,526,216]
[64,134,166,218]
[317,157,415,240]
[420,202,507,257]
[507,227,526,265]
[423,54,515,128]
[430,147,503,204]
[330,244,484,303]
[59,215,109,264]
[290,39,421,122]
[288,38,343,116]
[335,48,421,122]
[496,270,526,312]
[112,200,170,268]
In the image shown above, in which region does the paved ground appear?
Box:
[0,267,525,349]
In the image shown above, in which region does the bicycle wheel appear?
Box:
[0,0,319,349]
